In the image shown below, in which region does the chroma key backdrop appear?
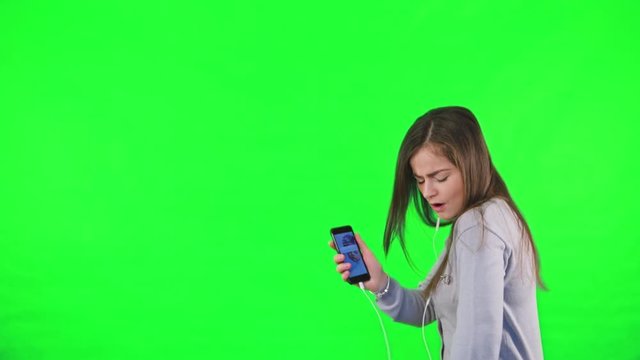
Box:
[1,0,638,359]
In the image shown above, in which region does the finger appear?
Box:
[336,263,351,273]
[333,254,344,264]
[328,240,336,250]
[342,271,350,281]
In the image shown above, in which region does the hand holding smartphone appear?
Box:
[330,225,372,284]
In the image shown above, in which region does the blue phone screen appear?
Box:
[334,231,368,278]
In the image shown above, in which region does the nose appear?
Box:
[422,180,437,200]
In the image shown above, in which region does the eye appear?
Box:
[435,176,449,183]
[416,178,425,184]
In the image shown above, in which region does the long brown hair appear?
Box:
[383,106,545,299]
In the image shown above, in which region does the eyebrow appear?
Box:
[413,168,451,178]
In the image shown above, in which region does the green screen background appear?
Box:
[1,0,638,359]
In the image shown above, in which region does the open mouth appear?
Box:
[431,203,445,210]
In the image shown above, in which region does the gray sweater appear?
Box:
[377,198,543,359]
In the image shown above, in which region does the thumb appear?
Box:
[354,233,371,253]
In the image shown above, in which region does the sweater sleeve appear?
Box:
[375,277,436,327]
[449,225,506,360]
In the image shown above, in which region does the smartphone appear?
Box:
[330,225,371,284]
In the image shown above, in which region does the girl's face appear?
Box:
[410,146,465,221]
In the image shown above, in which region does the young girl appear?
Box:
[330,106,544,359]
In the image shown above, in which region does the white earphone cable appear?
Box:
[421,297,433,360]
[422,215,440,360]
[359,282,391,360]
[356,216,440,360]
[432,217,440,260]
